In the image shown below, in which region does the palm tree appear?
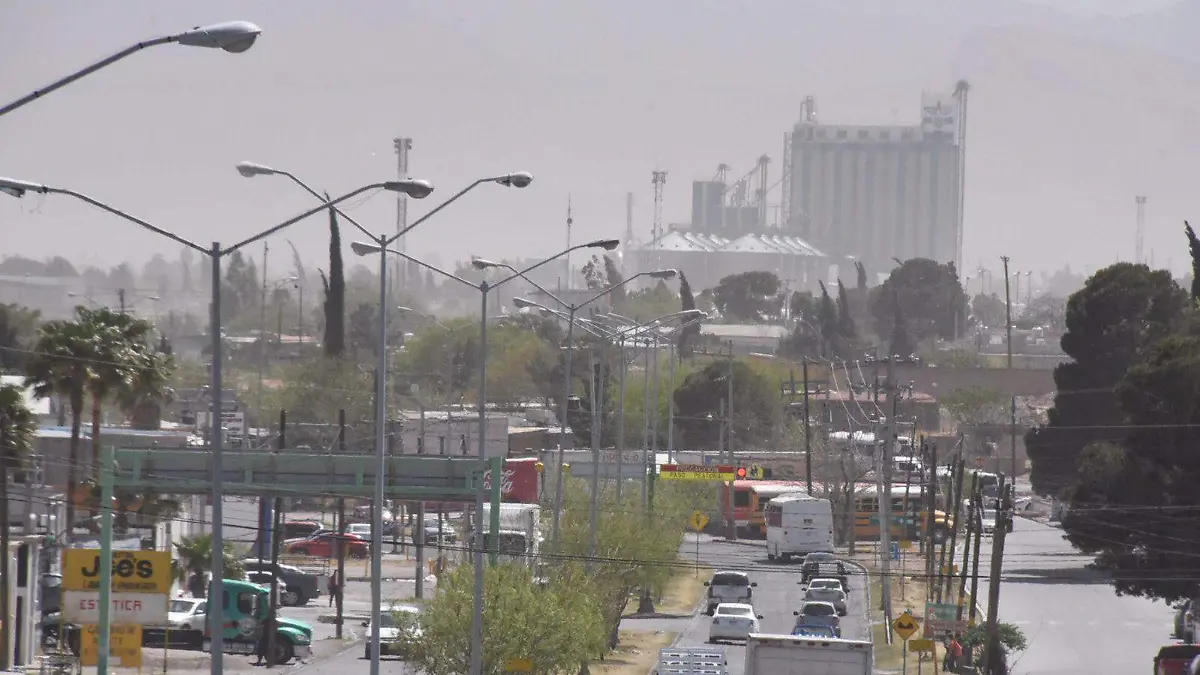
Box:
[172,534,246,597]
[0,382,35,671]
[24,317,102,542]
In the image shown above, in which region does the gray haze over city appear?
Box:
[4,0,1200,281]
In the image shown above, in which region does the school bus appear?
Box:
[720,480,809,538]
[852,484,953,544]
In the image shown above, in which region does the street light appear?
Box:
[503,267,678,549]
[352,238,617,675]
[0,21,263,117]
[0,174,419,675]
[234,161,450,675]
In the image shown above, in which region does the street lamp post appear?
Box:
[353,239,617,675]
[505,268,677,553]
[237,161,535,675]
[0,21,263,118]
[0,175,430,675]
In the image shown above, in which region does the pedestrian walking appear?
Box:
[253,612,275,666]
[327,570,340,607]
[947,632,964,672]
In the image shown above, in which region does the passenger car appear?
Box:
[363,605,422,659]
[707,603,762,644]
[793,601,841,637]
[284,532,369,558]
[804,586,848,616]
[703,571,756,615]
[792,624,838,638]
[168,598,207,631]
[242,559,322,605]
[807,577,847,595]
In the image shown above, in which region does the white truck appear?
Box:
[764,494,834,561]
[479,503,542,569]
[744,633,872,675]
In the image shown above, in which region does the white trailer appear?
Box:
[744,633,872,675]
[764,494,835,561]
[480,503,542,568]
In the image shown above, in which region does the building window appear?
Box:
[857,130,869,140]
[836,130,848,139]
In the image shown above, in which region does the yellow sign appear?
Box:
[747,464,765,479]
[899,540,913,550]
[892,610,921,641]
[505,658,533,672]
[909,638,935,653]
[689,511,710,532]
[63,549,172,594]
[80,624,142,667]
[659,464,737,481]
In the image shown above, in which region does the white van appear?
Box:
[765,494,835,561]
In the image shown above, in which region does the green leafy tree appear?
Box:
[889,292,915,358]
[408,563,606,675]
[264,355,375,429]
[1060,335,1200,600]
[172,533,246,597]
[0,303,40,373]
[1187,221,1200,303]
[940,386,1008,428]
[0,382,34,671]
[869,258,967,342]
[25,317,103,539]
[836,280,857,343]
[1021,294,1067,332]
[602,255,627,306]
[579,255,607,291]
[816,282,838,357]
[855,261,868,291]
[961,622,1027,670]
[319,192,346,357]
[1025,263,1186,496]
[615,280,679,323]
[712,271,782,322]
[672,359,778,449]
[677,270,700,359]
[971,293,1007,328]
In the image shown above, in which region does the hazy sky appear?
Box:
[0,1,1193,280]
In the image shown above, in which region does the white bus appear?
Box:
[764,494,835,562]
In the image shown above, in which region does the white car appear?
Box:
[804,586,848,616]
[707,603,762,644]
[794,601,841,637]
[168,598,207,631]
[981,509,997,535]
[807,577,847,596]
[346,523,372,539]
[363,605,422,659]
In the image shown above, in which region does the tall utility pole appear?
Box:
[954,80,971,273]
[1135,195,1147,264]
[956,475,978,622]
[877,355,895,626]
[1001,255,1013,370]
[725,343,737,541]
[564,197,573,290]
[393,137,413,291]
[651,171,667,269]
[802,358,812,494]
[624,192,634,248]
[982,479,1012,674]
[968,476,985,628]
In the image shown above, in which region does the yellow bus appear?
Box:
[852,484,953,544]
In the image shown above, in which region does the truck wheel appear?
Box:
[273,640,294,664]
[767,552,775,561]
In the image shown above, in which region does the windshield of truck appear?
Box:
[483,532,528,556]
[711,572,750,586]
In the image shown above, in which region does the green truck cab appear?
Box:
[201,579,313,664]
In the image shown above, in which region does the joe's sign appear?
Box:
[481,457,540,503]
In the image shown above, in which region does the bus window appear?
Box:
[734,490,752,508]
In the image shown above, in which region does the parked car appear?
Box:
[1155,644,1200,675]
[804,586,848,616]
[345,523,372,540]
[282,520,324,540]
[707,603,762,644]
[703,571,756,616]
[793,601,841,637]
[362,605,422,660]
[242,559,322,605]
[285,532,369,559]
[168,598,207,631]
[412,518,457,546]
[1176,600,1195,642]
[981,509,998,535]
[245,571,297,606]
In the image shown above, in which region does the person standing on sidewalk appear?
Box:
[327,570,340,607]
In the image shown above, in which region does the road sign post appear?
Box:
[892,610,921,675]
[688,511,709,576]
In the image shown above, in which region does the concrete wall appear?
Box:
[891,364,1057,397]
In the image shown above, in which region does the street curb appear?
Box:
[841,558,875,673]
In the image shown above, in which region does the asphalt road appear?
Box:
[666,533,870,675]
[979,516,1175,675]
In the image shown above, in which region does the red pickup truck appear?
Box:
[1154,644,1200,675]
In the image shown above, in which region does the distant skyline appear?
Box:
[2,1,1198,281]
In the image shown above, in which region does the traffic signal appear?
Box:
[736,467,748,479]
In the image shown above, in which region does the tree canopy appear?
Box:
[869,258,966,342]
[711,271,782,322]
[672,359,778,449]
[1026,263,1186,496]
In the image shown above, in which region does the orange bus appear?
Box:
[852,485,953,544]
[720,480,810,538]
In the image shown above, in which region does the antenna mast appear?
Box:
[1135,195,1147,264]
[393,136,412,289]
[651,171,667,251]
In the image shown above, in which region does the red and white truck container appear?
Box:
[744,633,872,675]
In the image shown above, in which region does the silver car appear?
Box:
[804,586,847,616]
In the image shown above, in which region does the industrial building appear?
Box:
[628,90,967,292]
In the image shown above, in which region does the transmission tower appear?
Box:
[393,137,413,288]
[651,171,667,250]
[1135,195,1147,264]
